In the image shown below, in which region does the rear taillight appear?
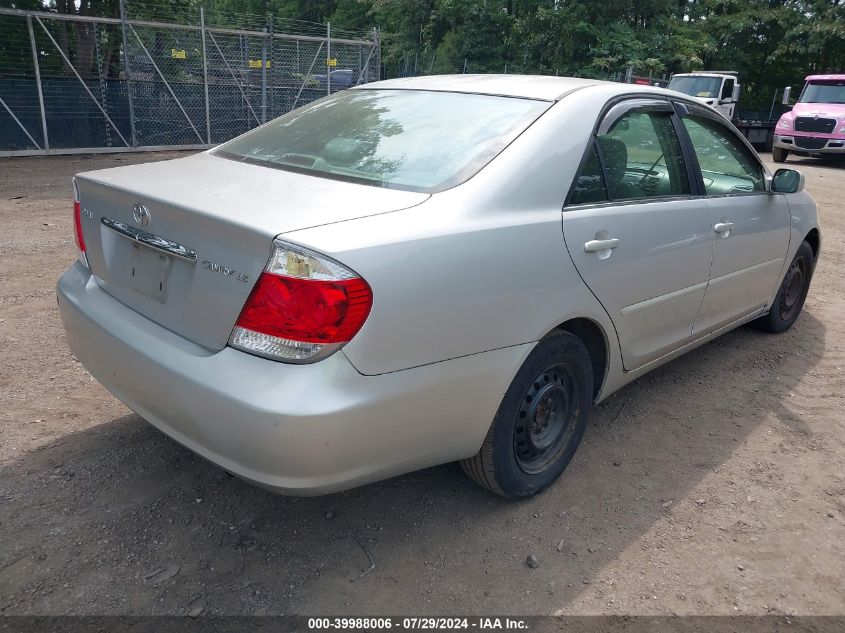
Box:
[72,178,88,268]
[228,240,373,363]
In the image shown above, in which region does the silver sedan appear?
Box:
[57,75,820,498]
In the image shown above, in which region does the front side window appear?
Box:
[214,89,550,193]
[595,110,690,201]
[681,115,764,194]
[721,78,734,100]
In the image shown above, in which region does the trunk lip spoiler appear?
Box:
[101,217,198,263]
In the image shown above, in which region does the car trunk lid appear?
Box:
[75,152,428,351]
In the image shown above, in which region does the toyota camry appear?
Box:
[57,75,820,498]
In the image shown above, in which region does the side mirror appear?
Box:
[771,168,804,194]
[732,84,741,101]
[782,86,792,105]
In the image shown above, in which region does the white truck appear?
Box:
[667,71,741,120]
[661,72,790,151]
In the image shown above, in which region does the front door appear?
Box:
[677,109,792,337]
[716,77,737,120]
[563,100,713,371]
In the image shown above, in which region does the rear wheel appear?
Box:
[754,240,814,333]
[772,147,789,163]
[461,332,592,499]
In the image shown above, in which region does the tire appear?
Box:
[461,331,593,499]
[772,147,789,163]
[754,240,814,333]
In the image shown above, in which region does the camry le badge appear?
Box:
[201,259,250,283]
[132,203,150,227]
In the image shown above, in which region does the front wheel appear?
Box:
[772,146,789,163]
[754,240,814,333]
[461,331,593,499]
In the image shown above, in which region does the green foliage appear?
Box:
[2,0,842,108]
[349,0,845,108]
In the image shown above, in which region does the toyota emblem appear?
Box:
[132,203,150,227]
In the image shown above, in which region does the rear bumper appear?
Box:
[773,134,845,155]
[57,262,528,494]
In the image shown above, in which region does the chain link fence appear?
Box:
[0,4,379,155]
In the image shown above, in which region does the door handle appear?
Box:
[714,222,734,234]
[584,238,620,253]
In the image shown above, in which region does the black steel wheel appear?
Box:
[778,257,808,322]
[755,240,814,333]
[461,331,593,499]
[513,366,581,475]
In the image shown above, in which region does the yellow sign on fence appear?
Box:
[327,58,338,67]
[171,49,186,59]
[248,59,272,69]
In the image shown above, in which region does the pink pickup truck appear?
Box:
[773,74,845,162]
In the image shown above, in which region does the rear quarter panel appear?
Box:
[282,87,626,397]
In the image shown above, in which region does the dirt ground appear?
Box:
[0,151,842,617]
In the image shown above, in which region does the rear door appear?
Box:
[562,98,713,370]
[676,106,792,337]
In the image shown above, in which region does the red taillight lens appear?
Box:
[73,200,86,253]
[236,273,372,344]
[229,240,373,363]
[72,178,89,269]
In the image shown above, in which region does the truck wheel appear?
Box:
[461,332,592,499]
[772,147,789,163]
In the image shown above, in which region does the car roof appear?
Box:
[671,72,735,78]
[353,74,612,101]
[805,74,845,81]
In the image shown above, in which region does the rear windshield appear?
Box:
[799,80,845,104]
[214,89,550,193]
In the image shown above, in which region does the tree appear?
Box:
[2,0,839,109]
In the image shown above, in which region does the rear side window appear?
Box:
[681,115,763,194]
[214,89,550,193]
[594,111,690,201]
[569,143,608,205]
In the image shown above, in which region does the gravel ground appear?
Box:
[0,151,842,616]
